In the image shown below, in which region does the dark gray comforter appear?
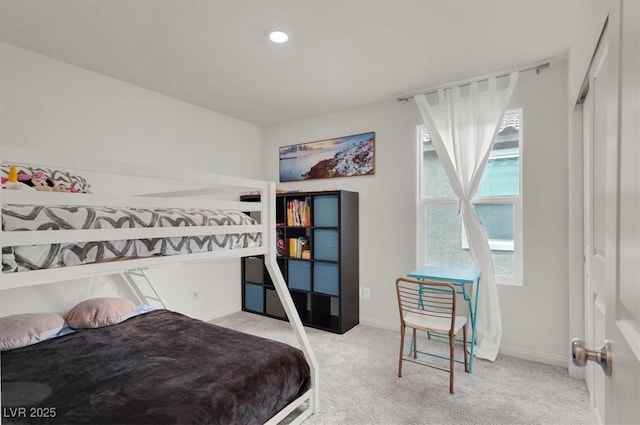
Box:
[0,310,310,425]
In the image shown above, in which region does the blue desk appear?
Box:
[407,265,480,373]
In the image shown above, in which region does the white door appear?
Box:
[604,1,640,423]
[578,2,640,424]
[581,24,609,425]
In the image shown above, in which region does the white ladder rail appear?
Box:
[122,270,166,309]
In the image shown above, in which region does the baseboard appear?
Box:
[361,316,571,369]
[206,306,243,322]
[360,316,398,332]
[568,363,586,379]
[494,344,568,367]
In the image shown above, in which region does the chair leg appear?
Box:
[449,332,455,394]
[463,323,469,373]
[412,328,417,358]
[398,325,405,377]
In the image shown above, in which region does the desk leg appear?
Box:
[463,279,480,373]
[468,297,475,373]
[458,283,476,373]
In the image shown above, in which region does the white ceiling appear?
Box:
[0,0,593,127]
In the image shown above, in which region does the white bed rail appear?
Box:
[0,187,269,289]
[263,182,320,416]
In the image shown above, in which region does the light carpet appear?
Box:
[212,312,590,425]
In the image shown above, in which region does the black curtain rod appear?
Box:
[396,61,551,102]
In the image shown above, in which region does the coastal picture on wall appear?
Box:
[279,132,375,182]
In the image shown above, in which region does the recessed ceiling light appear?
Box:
[268,30,289,44]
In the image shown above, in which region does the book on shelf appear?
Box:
[288,238,296,257]
[286,198,311,226]
[288,236,310,259]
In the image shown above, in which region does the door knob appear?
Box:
[571,338,612,376]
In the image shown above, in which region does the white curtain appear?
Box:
[415,72,518,361]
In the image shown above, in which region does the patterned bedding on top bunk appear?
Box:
[2,204,262,273]
[1,309,311,425]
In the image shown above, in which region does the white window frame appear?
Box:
[416,109,523,285]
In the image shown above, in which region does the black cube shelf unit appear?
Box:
[241,190,359,334]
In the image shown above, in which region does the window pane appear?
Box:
[421,131,456,199]
[492,251,514,277]
[475,204,514,241]
[474,203,515,277]
[476,156,519,196]
[477,111,520,197]
[425,204,474,268]
[426,204,515,277]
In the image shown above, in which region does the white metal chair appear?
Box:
[395,277,469,393]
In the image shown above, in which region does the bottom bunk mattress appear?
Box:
[0,309,310,425]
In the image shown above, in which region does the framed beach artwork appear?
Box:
[279,132,375,182]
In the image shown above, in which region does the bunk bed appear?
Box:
[0,147,319,425]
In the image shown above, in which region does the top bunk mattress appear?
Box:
[2,204,262,273]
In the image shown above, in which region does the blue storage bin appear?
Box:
[244,283,264,313]
[314,261,339,296]
[314,229,339,261]
[288,260,311,291]
[313,195,339,227]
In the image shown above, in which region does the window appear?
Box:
[417,110,522,284]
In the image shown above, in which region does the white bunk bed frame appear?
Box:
[0,147,319,425]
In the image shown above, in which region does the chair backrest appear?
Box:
[395,277,457,331]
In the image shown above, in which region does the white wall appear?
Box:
[0,43,264,321]
[263,60,570,365]
[501,60,570,364]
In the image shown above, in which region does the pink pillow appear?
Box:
[64,297,136,329]
[0,313,65,351]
